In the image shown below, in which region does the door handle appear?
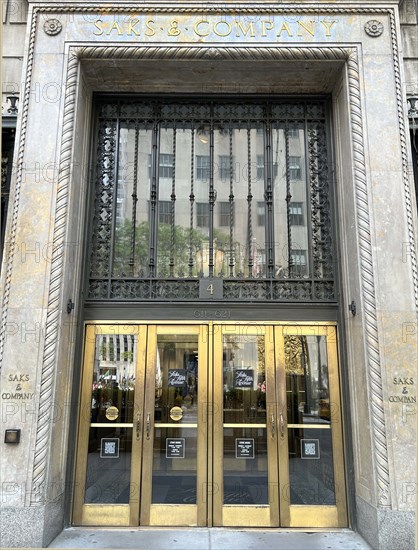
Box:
[271,413,276,438]
[280,412,285,439]
[136,413,141,440]
[146,412,151,440]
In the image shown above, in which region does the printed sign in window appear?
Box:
[100,438,120,458]
[235,438,255,459]
[234,369,254,388]
[166,438,185,458]
[168,369,187,387]
[301,438,320,459]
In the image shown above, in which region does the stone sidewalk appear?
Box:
[48,528,372,549]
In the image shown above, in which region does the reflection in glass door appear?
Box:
[140,326,208,526]
[73,325,147,526]
[213,324,279,527]
[73,322,347,528]
[276,325,347,527]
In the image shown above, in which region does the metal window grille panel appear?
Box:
[87,98,336,303]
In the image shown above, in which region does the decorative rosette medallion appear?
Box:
[43,19,62,36]
[364,20,384,37]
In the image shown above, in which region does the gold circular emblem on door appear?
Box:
[170,406,183,421]
[105,406,119,421]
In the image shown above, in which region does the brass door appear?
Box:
[73,322,347,528]
[139,325,208,526]
[73,324,207,527]
[73,325,148,526]
[213,323,279,526]
[275,325,347,527]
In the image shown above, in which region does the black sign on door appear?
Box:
[235,438,255,459]
[168,369,187,387]
[234,369,254,388]
[166,438,185,458]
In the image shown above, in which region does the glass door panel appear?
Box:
[140,326,208,526]
[73,325,147,526]
[213,324,279,527]
[275,325,347,527]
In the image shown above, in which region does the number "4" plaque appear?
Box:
[199,278,223,300]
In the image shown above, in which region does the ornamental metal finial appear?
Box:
[407,96,418,119]
[6,95,18,115]
[43,18,62,36]
[364,20,383,37]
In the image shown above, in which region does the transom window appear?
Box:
[196,203,209,228]
[158,201,171,224]
[148,153,174,179]
[219,202,234,227]
[88,98,335,302]
[196,155,210,181]
[257,202,266,226]
[289,156,302,180]
[289,202,304,226]
[218,155,234,181]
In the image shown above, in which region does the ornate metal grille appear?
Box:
[87,98,336,302]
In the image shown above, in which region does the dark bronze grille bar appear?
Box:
[188,126,195,277]
[247,124,254,278]
[169,125,177,277]
[228,125,234,278]
[129,122,139,276]
[108,117,120,298]
[149,111,159,278]
[304,117,315,286]
[265,105,274,279]
[284,122,293,278]
[208,110,215,278]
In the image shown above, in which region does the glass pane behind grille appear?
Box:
[88,99,335,302]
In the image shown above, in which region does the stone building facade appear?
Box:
[1,1,417,548]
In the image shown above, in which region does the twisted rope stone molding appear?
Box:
[29,51,79,504]
[0,11,37,369]
[389,11,418,311]
[347,50,391,508]
[76,44,352,60]
[26,43,390,511]
[34,4,393,15]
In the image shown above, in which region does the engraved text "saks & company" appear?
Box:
[92,17,337,40]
